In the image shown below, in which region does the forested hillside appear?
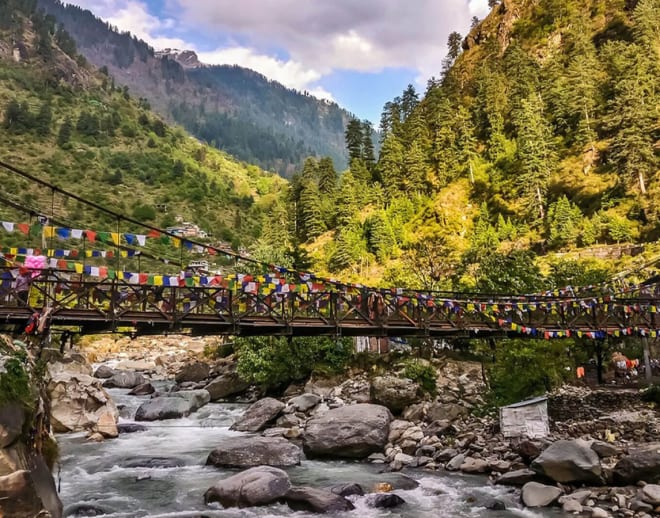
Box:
[0,0,285,268]
[34,0,352,176]
[269,0,660,292]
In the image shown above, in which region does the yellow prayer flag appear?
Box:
[74,263,83,274]
[43,226,55,238]
[172,238,181,248]
[154,276,163,286]
[111,233,121,246]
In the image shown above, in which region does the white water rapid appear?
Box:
[56,386,571,517]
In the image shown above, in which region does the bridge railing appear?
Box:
[0,266,659,335]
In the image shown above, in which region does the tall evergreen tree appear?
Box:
[362,120,376,172]
[514,93,556,220]
[345,119,364,162]
[378,134,405,198]
[317,157,337,195]
[57,117,72,147]
[35,101,52,137]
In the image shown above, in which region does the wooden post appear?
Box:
[642,336,652,383]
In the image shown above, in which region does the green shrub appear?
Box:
[403,360,437,395]
[641,384,660,405]
[0,352,33,408]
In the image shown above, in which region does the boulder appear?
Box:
[135,397,197,421]
[641,483,660,505]
[230,398,285,432]
[128,383,155,396]
[521,482,562,507]
[204,372,250,401]
[371,376,419,414]
[47,357,92,377]
[496,469,538,486]
[460,457,489,474]
[165,389,210,411]
[47,373,118,437]
[288,393,321,412]
[206,436,301,468]
[590,440,621,458]
[103,370,146,389]
[204,466,291,508]
[531,439,603,484]
[285,486,355,513]
[117,423,148,434]
[0,402,25,448]
[303,404,392,458]
[329,483,364,497]
[0,455,62,518]
[365,493,406,508]
[612,442,660,485]
[92,365,114,379]
[175,361,210,383]
[424,419,455,437]
[425,402,467,422]
[516,440,542,462]
[446,453,465,471]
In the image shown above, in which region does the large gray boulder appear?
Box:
[287,393,321,412]
[103,370,146,389]
[371,376,419,414]
[304,404,392,458]
[205,372,250,401]
[496,469,538,486]
[206,436,301,468]
[285,486,355,513]
[531,439,603,484]
[135,395,203,421]
[425,402,467,422]
[204,466,291,508]
[612,442,660,484]
[175,361,210,383]
[47,372,118,437]
[166,389,210,411]
[92,365,114,379]
[521,482,562,507]
[230,398,285,432]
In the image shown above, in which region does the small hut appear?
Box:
[499,396,549,439]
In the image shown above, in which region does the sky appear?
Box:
[64,0,491,122]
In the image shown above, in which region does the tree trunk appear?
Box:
[536,186,545,220]
[639,171,647,195]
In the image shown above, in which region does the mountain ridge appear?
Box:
[35,0,353,176]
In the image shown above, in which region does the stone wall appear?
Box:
[548,387,642,422]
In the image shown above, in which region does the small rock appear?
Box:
[641,483,660,505]
[366,493,406,508]
[562,499,583,513]
[446,453,465,471]
[590,507,609,518]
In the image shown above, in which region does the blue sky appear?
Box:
[66,0,490,122]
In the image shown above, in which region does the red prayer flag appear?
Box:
[85,230,96,242]
[148,230,160,238]
[17,223,29,235]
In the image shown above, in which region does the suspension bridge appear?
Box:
[1,159,660,340]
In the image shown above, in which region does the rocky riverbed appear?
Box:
[3,334,660,517]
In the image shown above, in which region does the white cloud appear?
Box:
[65,0,493,100]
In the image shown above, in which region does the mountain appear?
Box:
[0,0,286,270]
[276,0,660,289]
[34,0,352,177]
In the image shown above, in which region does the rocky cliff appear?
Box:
[0,337,62,518]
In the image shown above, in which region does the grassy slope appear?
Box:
[0,18,286,272]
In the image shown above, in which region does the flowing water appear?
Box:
[57,386,570,518]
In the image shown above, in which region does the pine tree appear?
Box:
[362,120,376,172]
[35,101,52,137]
[335,170,359,228]
[317,157,337,195]
[299,177,324,241]
[400,84,419,119]
[378,134,405,198]
[345,119,364,162]
[468,203,500,261]
[513,93,556,220]
[547,195,582,248]
[402,141,427,195]
[57,118,72,147]
[602,41,657,194]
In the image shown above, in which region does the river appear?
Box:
[57,386,570,517]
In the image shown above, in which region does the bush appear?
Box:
[0,352,33,408]
[403,360,437,395]
[235,336,352,388]
[641,384,660,405]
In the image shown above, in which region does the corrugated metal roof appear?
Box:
[502,395,548,408]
